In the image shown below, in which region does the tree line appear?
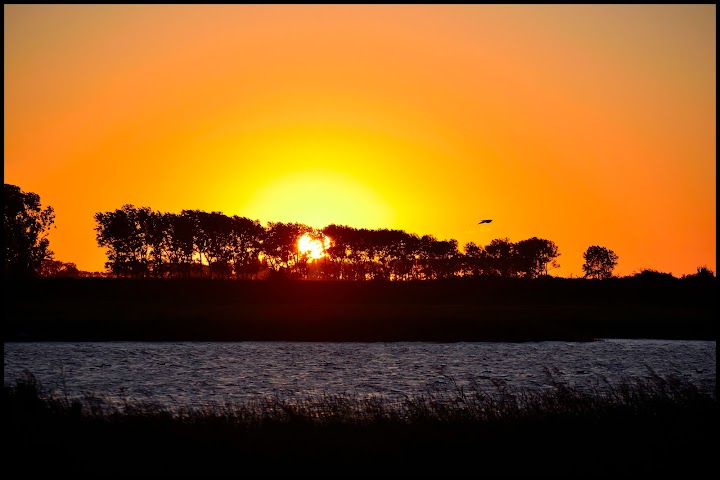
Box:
[93,204,563,280]
[6,183,713,280]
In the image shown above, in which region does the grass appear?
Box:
[4,370,716,477]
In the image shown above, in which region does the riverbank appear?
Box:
[4,277,715,342]
[4,371,716,477]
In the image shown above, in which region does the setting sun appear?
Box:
[4,5,715,277]
[298,232,331,260]
[3,5,715,475]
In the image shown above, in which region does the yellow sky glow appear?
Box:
[4,4,716,277]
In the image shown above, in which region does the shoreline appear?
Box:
[4,370,717,477]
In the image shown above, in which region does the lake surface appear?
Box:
[4,340,715,409]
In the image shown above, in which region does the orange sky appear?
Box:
[4,4,716,277]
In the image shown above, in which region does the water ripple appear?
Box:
[3,339,715,408]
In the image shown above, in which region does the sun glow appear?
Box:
[242,170,395,230]
[226,123,401,230]
[4,5,715,277]
[298,233,331,260]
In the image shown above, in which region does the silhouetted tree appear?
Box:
[354,228,379,280]
[38,259,80,278]
[372,229,415,281]
[229,216,264,279]
[95,200,709,285]
[418,235,459,279]
[163,212,198,278]
[4,184,55,278]
[462,242,490,277]
[94,205,152,277]
[323,224,357,280]
[185,210,236,278]
[515,237,560,278]
[485,238,517,277]
[582,245,618,279]
[180,210,210,277]
[142,209,168,277]
[263,222,311,277]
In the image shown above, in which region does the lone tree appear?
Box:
[4,183,55,278]
[582,245,618,279]
[515,237,561,278]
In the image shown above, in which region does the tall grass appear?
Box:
[6,368,713,425]
[3,370,716,476]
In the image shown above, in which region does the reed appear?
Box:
[4,369,715,476]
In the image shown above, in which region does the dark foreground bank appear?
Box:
[4,276,716,342]
[3,372,716,477]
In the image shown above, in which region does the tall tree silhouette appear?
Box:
[142,209,167,278]
[418,235,460,280]
[94,205,155,277]
[462,241,490,277]
[323,224,359,280]
[263,222,311,277]
[4,184,55,278]
[582,245,619,279]
[163,212,198,278]
[229,216,264,279]
[485,237,517,277]
[185,210,235,278]
[515,237,560,278]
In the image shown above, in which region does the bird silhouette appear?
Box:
[478,219,492,224]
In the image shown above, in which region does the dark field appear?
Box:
[3,276,716,342]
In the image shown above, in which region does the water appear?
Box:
[4,340,715,409]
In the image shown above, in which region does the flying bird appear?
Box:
[478,219,493,224]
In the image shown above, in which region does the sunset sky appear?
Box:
[4,4,715,277]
